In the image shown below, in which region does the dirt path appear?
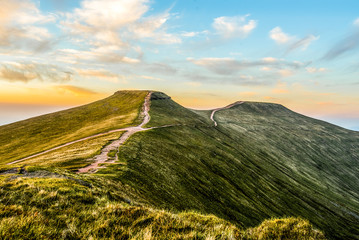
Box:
[210,101,244,127]
[8,92,153,167]
[77,92,153,173]
[8,95,243,172]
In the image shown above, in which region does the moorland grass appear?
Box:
[0,91,148,164]
[0,168,325,239]
[0,91,355,239]
[12,131,125,170]
[107,95,359,239]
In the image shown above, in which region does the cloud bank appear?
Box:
[0,0,55,53]
[0,62,72,83]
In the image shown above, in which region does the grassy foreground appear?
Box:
[0,167,325,239]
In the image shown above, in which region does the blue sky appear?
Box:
[0,0,358,130]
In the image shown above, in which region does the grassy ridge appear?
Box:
[145,92,209,128]
[0,90,354,239]
[216,102,359,206]
[0,90,147,164]
[0,167,325,239]
[110,95,359,239]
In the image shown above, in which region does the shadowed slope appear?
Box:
[111,96,359,239]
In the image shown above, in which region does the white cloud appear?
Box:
[62,0,180,62]
[213,15,257,38]
[262,57,277,63]
[306,67,327,73]
[181,30,209,38]
[269,27,293,44]
[270,27,319,52]
[0,0,55,52]
[182,32,197,37]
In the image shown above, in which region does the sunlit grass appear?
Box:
[12,131,125,170]
[0,171,325,239]
[0,91,148,164]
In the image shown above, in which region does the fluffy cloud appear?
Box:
[213,15,257,38]
[270,27,318,53]
[270,27,293,44]
[0,0,55,53]
[61,0,180,63]
[0,62,72,83]
[306,67,327,73]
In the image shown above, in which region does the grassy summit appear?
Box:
[1,90,357,239]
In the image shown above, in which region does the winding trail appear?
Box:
[77,92,153,173]
[8,92,154,169]
[210,101,244,127]
[8,94,243,172]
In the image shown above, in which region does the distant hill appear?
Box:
[1,90,358,239]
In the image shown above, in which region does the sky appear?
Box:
[0,0,358,130]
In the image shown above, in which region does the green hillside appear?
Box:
[105,92,359,239]
[1,90,358,239]
[0,167,325,239]
[0,90,148,164]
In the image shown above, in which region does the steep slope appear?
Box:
[216,102,359,209]
[0,91,148,164]
[103,92,359,239]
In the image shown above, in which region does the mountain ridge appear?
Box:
[0,90,358,239]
